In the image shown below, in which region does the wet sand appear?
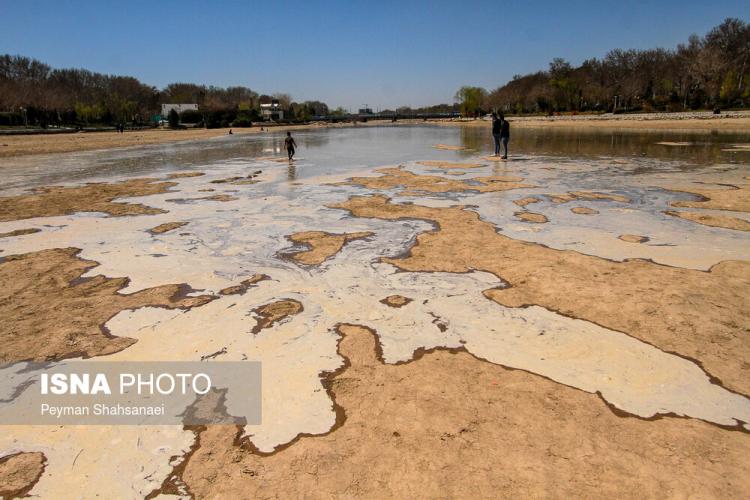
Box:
[0,123,338,158]
[176,325,750,499]
[0,127,748,497]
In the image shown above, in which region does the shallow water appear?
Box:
[2,125,750,194]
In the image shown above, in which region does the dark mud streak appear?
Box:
[147,222,189,235]
[0,228,41,239]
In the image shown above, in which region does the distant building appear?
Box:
[358,107,373,115]
[260,99,284,120]
[161,103,198,116]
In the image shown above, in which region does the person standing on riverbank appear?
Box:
[285,131,297,160]
[492,112,510,159]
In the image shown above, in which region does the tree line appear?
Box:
[0,56,330,127]
[456,18,749,116]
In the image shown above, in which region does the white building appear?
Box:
[260,99,284,120]
[161,103,198,116]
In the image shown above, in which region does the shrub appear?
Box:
[168,109,180,128]
[232,117,253,127]
[180,109,202,124]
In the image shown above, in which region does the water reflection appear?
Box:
[1,125,748,193]
[457,125,750,164]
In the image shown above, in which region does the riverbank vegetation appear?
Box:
[0,57,329,128]
[457,18,749,116]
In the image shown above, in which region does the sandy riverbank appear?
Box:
[435,110,750,131]
[0,123,342,158]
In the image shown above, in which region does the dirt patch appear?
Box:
[172,325,750,499]
[286,231,373,265]
[204,194,238,202]
[379,295,413,308]
[547,191,630,204]
[514,211,548,223]
[416,161,485,169]
[667,184,750,213]
[219,275,270,296]
[0,124,334,158]
[210,172,262,185]
[0,178,176,222]
[342,167,530,196]
[0,247,216,363]
[665,210,750,231]
[148,222,188,235]
[0,452,46,499]
[618,234,650,243]
[167,194,238,203]
[167,172,205,179]
[250,299,303,334]
[0,228,41,238]
[571,207,599,215]
[330,195,750,394]
[513,197,541,207]
[433,144,465,151]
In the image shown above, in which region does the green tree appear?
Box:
[454,86,487,117]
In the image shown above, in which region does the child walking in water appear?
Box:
[285,131,297,160]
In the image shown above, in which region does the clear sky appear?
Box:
[1,0,747,109]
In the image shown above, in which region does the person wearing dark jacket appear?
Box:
[492,112,510,159]
[491,112,502,156]
[285,131,297,160]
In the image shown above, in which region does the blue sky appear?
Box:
[1,0,747,109]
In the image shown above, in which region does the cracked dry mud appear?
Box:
[0,247,215,363]
[0,451,46,499]
[331,194,750,395]
[250,299,304,334]
[514,211,549,223]
[665,210,750,231]
[286,231,373,265]
[0,178,176,222]
[0,146,748,499]
[172,325,750,499]
[342,167,529,195]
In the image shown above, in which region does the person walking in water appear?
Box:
[285,131,297,160]
[491,112,502,156]
[492,112,510,159]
